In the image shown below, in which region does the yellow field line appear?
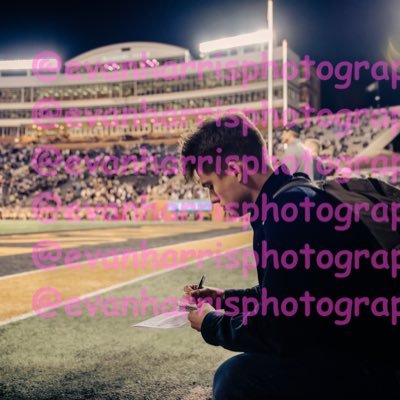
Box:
[0,231,252,322]
[0,223,242,256]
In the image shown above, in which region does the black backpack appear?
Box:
[273,173,400,252]
[273,173,400,366]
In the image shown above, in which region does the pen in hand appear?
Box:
[179,275,206,311]
[198,275,205,290]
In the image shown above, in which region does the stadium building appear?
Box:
[0,30,320,145]
[0,30,399,218]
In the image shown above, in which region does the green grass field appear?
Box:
[0,240,255,399]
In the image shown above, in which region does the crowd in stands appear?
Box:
[274,106,397,159]
[0,107,398,219]
[0,142,209,219]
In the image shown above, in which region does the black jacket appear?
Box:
[201,165,398,365]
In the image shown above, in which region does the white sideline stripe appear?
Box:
[0,243,252,327]
[0,230,250,281]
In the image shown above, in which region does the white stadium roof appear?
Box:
[66,42,189,66]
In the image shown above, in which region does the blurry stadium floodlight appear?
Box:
[0,58,58,71]
[199,29,269,53]
[386,38,400,63]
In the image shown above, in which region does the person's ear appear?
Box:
[227,161,242,183]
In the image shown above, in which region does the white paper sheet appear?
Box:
[133,311,189,329]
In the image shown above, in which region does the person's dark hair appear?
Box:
[282,124,301,137]
[179,112,268,182]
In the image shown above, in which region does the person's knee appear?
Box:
[213,360,233,400]
[213,353,284,400]
[213,356,246,400]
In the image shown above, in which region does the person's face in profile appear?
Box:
[196,163,249,217]
[304,140,319,157]
[282,130,291,145]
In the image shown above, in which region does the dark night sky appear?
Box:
[0,0,399,111]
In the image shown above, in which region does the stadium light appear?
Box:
[199,29,269,53]
[282,39,288,126]
[0,58,58,71]
[267,0,274,159]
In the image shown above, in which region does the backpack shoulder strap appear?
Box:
[272,174,400,251]
[272,174,320,200]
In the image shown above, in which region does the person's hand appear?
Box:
[183,284,224,303]
[187,302,215,331]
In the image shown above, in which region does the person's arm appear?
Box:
[200,308,272,353]
[199,189,322,353]
[223,286,260,310]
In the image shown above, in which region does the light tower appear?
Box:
[266,0,274,158]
